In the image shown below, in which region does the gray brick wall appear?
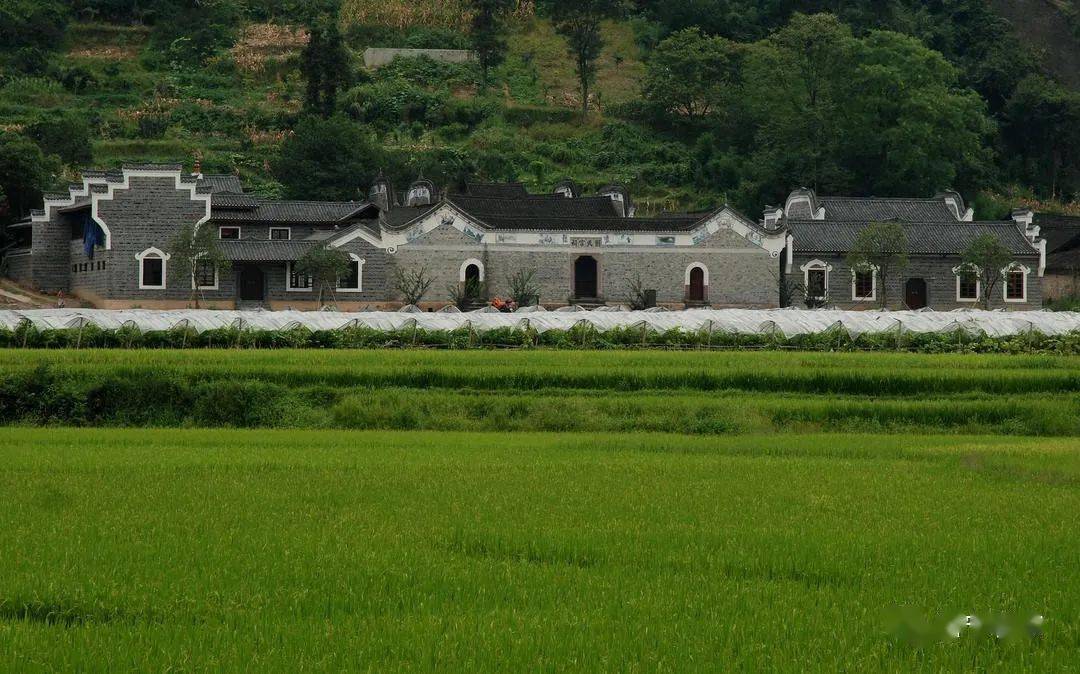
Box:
[30,220,71,292]
[96,176,209,302]
[787,253,1044,310]
[2,251,33,283]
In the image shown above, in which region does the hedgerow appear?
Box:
[2,323,1080,354]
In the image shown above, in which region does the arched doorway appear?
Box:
[464,263,481,285]
[573,256,599,298]
[688,266,706,302]
[905,278,928,309]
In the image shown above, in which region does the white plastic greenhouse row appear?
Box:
[2,307,1080,338]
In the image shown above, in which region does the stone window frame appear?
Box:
[135,246,169,290]
[337,254,365,293]
[952,263,980,303]
[800,259,831,301]
[285,261,313,292]
[1002,262,1030,303]
[269,227,291,241]
[193,254,219,291]
[219,226,241,240]
[850,264,877,302]
[459,258,485,283]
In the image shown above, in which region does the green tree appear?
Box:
[1002,75,1080,200]
[272,115,383,201]
[845,221,909,308]
[0,0,68,52]
[643,28,744,123]
[26,112,93,166]
[744,13,853,200]
[469,0,513,90]
[543,0,626,118]
[0,132,59,225]
[168,223,232,308]
[295,245,351,308]
[301,16,352,118]
[743,13,995,206]
[961,234,1013,310]
[840,29,994,196]
[149,0,240,68]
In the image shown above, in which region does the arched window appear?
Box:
[800,259,831,303]
[1003,263,1030,302]
[135,247,169,290]
[685,263,708,302]
[459,258,485,283]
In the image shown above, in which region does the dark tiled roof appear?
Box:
[381,204,439,228]
[323,220,381,243]
[1047,248,1080,271]
[217,239,316,261]
[788,220,1038,256]
[57,198,91,213]
[818,197,959,222]
[122,163,183,171]
[197,175,243,194]
[211,193,259,210]
[212,200,376,223]
[448,194,620,219]
[461,182,529,198]
[473,215,709,232]
[1034,213,1080,253]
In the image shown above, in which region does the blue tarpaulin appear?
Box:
[82,215,103,259]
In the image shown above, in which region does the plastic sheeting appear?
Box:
[1,307,1079,337]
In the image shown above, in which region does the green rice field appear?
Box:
[1,351,1078,670]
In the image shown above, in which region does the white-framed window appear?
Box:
[1003,263,1029,302]
[219,226,241,240]
[135,247,169,290]
[269,227,291,241]
[459,258,485,283]
[337,255,364,292]
[850,265,877,301]
[953,264,980,302]
[194,257,218,290]
[286,262,312,292]
[800,259,831,301]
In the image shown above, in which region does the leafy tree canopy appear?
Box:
[0,132,60,224]
[26,112,94,166]
[272,115,384,201]
[643,28,745,123]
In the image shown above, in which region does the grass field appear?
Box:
[1,351,1078,670]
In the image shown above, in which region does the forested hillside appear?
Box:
[2,0,1080,236]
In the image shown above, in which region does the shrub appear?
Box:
[502,106,578,127]
[26,111,94,165]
